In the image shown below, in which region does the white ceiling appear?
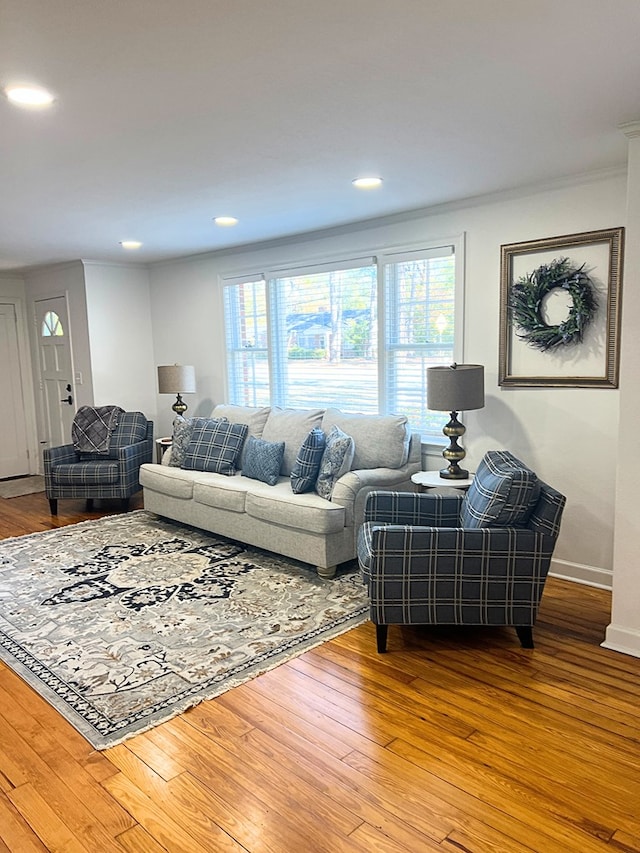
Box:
[1,0,639,272]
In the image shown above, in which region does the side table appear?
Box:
[411,470,474,491]
[155,437,172,463]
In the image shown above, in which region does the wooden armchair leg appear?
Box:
[121,498,130,511]
[86,498,94,511]
[376,624,388,654]
[48,499,58,515]
[515,625,534,649]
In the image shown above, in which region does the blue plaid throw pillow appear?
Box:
[181,419,248,475]
[290,428,326,494]
[241,435,285,486]
[460,450,540,528]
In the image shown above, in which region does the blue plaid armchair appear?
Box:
[44,411,153,514]
[357,451,566,652]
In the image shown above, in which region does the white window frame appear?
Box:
[221,234,465,438]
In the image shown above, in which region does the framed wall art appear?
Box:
[498,227,624,388]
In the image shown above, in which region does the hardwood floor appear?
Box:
[1,492,639,852]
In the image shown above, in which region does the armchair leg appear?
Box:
[376,624,388,654]
[48,499,58,515]
[86,498,94,511]
[515,626,534,649]
[121,498,130,511]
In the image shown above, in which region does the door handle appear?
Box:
[60,395,73,405]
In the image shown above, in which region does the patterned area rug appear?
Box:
[0,511,368,749]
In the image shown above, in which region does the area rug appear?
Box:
[0,511,368,749]
[0,475,45,498]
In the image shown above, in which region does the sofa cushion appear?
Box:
[261,407,324,476]
[315,425,355,500]
[140,463,197,499]
[460,450,540,528]
[321,408,410,469]
[193,473,251,513]
[245,481,346,535]
[182,420,248,475]
[211,404,271,469]
[290,427,326,494]
[241,435,285,486]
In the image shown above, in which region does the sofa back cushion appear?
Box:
[321,408,410,470]
[211,404,271,469]
[181,419,248,475]
[460,450,541,528]
[261,408,324,476]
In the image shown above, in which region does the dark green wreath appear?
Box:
[508,257,597,351]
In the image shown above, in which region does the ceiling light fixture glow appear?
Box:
[5,85,55,106]
[119,240,142,250]
[352,176,383,189]
[214,216,239,226]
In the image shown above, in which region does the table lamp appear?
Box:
[427,363,484,479]
[157,364,196,417]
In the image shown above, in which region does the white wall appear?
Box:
[148,170,626,587]
[605,125,640,657]
[83,262,157,426]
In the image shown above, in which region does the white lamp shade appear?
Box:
[157,364,196,394]
[427,364,484,412]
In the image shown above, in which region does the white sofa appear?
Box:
[140,404,421,578]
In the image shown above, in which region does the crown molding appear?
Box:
[619,120,640,139]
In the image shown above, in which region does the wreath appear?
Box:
[508,257,597,352]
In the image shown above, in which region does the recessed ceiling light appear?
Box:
[5,85,55,107]
[119,240,142,250]
[352,176,383,189]
[214,216,238,227]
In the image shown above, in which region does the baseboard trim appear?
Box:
[602,624,640,659]
[549,558,612,590]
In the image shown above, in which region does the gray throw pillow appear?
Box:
[241,435,285,486]
[315,425,355,500]
[181,419,247,475]
[290,427,326,494]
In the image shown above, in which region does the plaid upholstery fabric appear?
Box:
[241,435,285,486]
[181,420,248,475]
[44,416,153,502]
[357,468,566,633]
[290,427,326,494]
[460,450,540,528]
[168,416,228,467]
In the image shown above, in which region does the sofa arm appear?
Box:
[363,490,463,527]
[330,466,419,528]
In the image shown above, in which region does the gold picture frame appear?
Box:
[499,227,624,388]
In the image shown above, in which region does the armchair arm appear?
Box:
[364,490,463,527]
[116,438,154,490]
[364,525,555,625]
[43,444,78,467]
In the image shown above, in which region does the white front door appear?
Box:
[35,296,75,449]
[0,303,30,478]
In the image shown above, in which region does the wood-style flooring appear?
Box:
[0,492,639,852]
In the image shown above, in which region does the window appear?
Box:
[223,239,462,438]
[41,310,64,337]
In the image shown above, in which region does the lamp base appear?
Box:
[440,410,468,480]
[171,394,188,417]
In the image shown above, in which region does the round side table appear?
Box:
[411,470,474,491]
[155,437,172,463]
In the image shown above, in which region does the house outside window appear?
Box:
[223,238,463,439]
